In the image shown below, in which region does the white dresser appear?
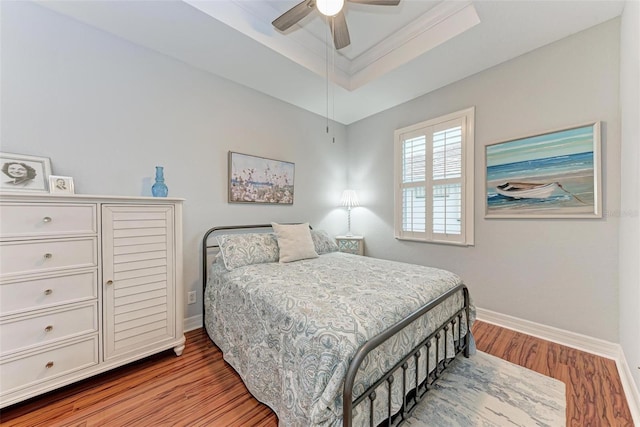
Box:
[0,194,185,408]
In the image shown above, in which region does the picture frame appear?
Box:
[0,152,52,193]
[485,122,602,218]
[228,151,295,204]
[49,175,75,195]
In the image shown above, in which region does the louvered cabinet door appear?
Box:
[102,205,176,361]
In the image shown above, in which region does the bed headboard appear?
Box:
[201,224,275,320]
[201,224,273,286]
[201,223,312,316]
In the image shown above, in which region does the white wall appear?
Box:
[619,0,640,394]
[347,19,622,342]
[0,2,348,319]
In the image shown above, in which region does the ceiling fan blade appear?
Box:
[272,0,315,32]
[331,11,351,49]
[348,0,400,5]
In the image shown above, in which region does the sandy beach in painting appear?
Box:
[487,169,595,214]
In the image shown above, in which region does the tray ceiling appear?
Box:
[36,0,625,124]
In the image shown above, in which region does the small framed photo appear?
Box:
[0,152,52,193]
[49,175,75,195]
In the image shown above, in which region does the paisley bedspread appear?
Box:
[204,252,473,426]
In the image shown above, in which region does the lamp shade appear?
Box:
[340,190,360,208]
[316,0,344,16]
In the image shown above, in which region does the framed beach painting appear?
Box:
[485,122,602,218]
[228,151,295,204]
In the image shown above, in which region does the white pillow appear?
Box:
[271,222,319,263]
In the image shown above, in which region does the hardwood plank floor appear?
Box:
[1,321,633,426]
[473,321,634,427]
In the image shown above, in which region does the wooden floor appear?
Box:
[0,321,633,426]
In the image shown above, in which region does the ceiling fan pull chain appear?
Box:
[332,30,336,143]
[326,15,330,135]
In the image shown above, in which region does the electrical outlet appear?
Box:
[187,291,196,305]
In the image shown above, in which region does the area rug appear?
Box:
[404,351,566,427]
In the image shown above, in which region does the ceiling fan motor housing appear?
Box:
[272,0,401,50]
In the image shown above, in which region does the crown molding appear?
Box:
[183,0,478,91]
[349,2,479,90]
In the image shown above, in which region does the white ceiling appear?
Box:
[38,0,625,125]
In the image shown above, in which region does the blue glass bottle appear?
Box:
[151,166,168,197]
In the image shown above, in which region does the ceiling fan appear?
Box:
[272,0,401,50]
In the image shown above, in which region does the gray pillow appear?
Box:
[311,230,339,254]
[216,233,279,270]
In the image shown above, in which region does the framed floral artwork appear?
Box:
[228,152,294,204]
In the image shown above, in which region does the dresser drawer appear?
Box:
[0,336,98,395]
[0,203,96,239]
[0,271,97,316]
[0,303,98,356]
[0,238,97,278]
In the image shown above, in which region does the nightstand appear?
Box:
[336,235,364,256]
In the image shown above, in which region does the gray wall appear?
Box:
[0,2,348,319]
[619,0,640,391]
[346,19,622,342]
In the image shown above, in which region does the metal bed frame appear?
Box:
[202,224,471,427]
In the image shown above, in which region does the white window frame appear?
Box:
[394,107,475,246]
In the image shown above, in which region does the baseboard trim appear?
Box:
[476,307,639,425]
[476,307,619,358]
[617,348,640,425]
[184,315,203,332]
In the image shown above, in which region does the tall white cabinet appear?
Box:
[0,194,185,408]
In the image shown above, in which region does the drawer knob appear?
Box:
[44,253,53,260]
[45,361,54,369]
[105,280,114,286]
[44,289,53,295]
[45,325,54,332]
[43,216,52,223]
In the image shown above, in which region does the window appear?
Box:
[394,107,474,245]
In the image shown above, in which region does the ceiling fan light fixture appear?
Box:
[316,0,344,17]
[273,0,400,49]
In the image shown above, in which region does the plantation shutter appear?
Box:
[394,107,474,245]
[432,118,464,241]
[401,133,427,235]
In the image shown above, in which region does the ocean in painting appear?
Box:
[486,151,595,213]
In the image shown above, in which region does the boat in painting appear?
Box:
[495,182,557,199]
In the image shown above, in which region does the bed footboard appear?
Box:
[343,284,471,427]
